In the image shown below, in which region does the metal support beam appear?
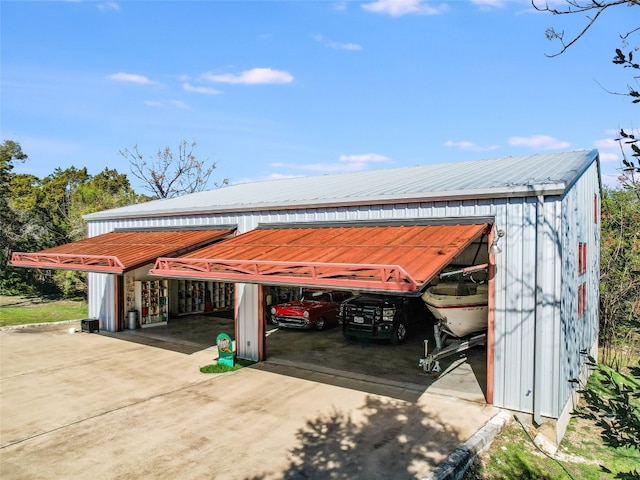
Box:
[10,252,125,274]
[151,258,420,292]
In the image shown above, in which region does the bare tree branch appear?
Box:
[532,0,638,57]
[119,140,228,199]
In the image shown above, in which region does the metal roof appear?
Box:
[150,223,488,293]
[10,229,235,274]
[84,150,599,221]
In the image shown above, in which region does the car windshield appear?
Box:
[301,291,331,302]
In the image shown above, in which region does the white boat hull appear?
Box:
[421,283,488,338]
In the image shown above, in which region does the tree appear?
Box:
[532,0,640,195]
[2,142,148,296]
[119,140,227,199]
[599,188,640,367]
[573,357,640,479]
[616,129,640,198]
[532,0,638,100]
[0,140,33,294]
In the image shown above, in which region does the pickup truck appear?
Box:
[339,294,433,344]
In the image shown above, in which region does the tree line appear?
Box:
[1,140,148,296]
[1,139,224,297]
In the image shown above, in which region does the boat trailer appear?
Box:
[419,321,487,373]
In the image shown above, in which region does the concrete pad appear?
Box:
[1,323,497,479]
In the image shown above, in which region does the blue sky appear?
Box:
[1,0,636,191]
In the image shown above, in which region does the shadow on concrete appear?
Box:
[242,394,470,480]
[101,311,234,355]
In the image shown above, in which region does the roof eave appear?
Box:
[85,183,568,222]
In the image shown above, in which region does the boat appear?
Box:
[421,282,488,338]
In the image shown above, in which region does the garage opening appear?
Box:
[9,227,237,330]
[151,219,494,402]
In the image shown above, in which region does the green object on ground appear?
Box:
[216,332,234,367]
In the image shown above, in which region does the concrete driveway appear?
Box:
[1,320,497,480]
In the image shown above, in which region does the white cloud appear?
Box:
[232,173,302,185]
[183,82,222,95]
[144,100,164,108]
[470,0,506,7]
[595,131,639,166]
[594,138,622,163]
[269,162,358,173]
[97,2,120,12]
[313,34,362,51]
[443,140,499,151]
[362,0,448,17]
[339,153,390,163]
[333,2,348,12]
[601,172,621,188]
[201,68,294,85]
[508,135,571,150]
[144,99,191,110]
[269,154,391,175]
[169,99,190,110]
[109,72,155,85]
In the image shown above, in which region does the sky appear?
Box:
[1,0,637,193]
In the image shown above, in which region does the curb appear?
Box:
[0,319,82,331]
[423,411,512,480]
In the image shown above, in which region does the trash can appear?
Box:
[128,310,138,330]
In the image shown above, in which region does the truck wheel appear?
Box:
[391,322,407,345]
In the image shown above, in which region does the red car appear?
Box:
[270,289,352,330]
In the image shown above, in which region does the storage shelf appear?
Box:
[136,279,169,327]
[176,280,234,316]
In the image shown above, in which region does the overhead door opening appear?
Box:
[259,232,490,402]
[150,221,490,293]
[9,228,237,330]
[147,220,491,401]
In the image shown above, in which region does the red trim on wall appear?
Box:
[258,284,266,361]
[486,228,496,405]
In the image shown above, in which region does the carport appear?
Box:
[150,219,496,402]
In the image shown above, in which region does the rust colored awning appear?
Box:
[10,229,236,274]
[151,223,488,293]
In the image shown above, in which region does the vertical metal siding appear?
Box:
[236,283,260,361]
[535,197,564,418]
[87,272,116,331]
[549,199,564,417]
[558,161,601,417]
[491,197,538,412]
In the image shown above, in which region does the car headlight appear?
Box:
[271,307,276,315]
[303,311,310,318]
[382,307,396,322]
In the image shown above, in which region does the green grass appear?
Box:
[465,414,640,480]
[200,358,256,374]
[0,295,88,327]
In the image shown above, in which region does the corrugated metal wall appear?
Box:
[557,161,601,416]
[86,171,600,418]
